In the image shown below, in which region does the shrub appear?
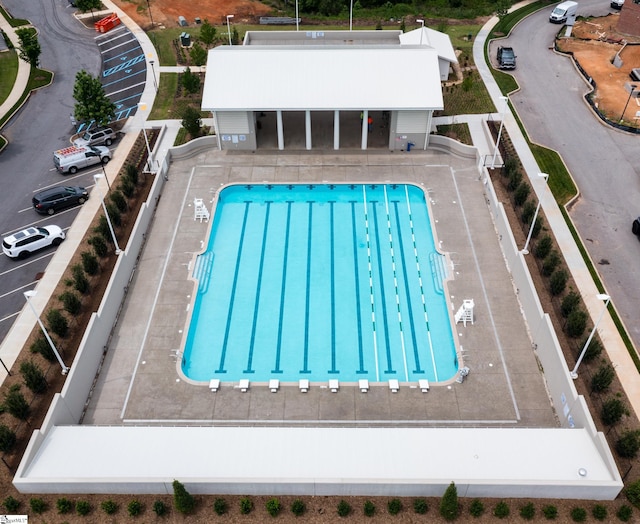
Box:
[521,200,536,225]
[337,499,352,517]
[571,507,587,522]
[440,481,459,521]
[542,250,561,276]
[530,215,543,239]
[30,335,55,362]
[542,504,558,519]
[364,500,376,516]
[520,502,535,520]
[617,504,633,521]
[413,498,428,514]
[388,498,402,515]
[549,269,568,296]
[507,170,522,191]
[0,424,17,453]
[81,251,99,275]
[128,499,143,516]
[125,163,139,185]
[469,498,484,517]
[46,308,69,338]
[76,500,91,515]
[57,497,73,514]
[213,498,227,515]
[533,235,553,259]
[3,495,20,512]
[109,189,128,213]
[626,478,640,507]
[94,215,113,242]
[88,235,108,258]
[152,500,167,516]
[59,291,82,315]
[72,264,90,294]
[19,360,47,394]
[3,384,30,420]
[513,183,530,207]
[566,309,587,338]
[291,498,306,516]
[592,503,607,520]
[493,500,510,518]
[581,335,603,363]
[106,203,122,226]
[119,177,136,198]
[601,397,626,426]
[561,291,581,318]
[266,497,281,517]
[101,499,118,515]
[503,156,518,178]
[239,497,253,514]
[30,497,47,514]
[591,363,615,393]
[172,480,195,515]
[616,430,640,458]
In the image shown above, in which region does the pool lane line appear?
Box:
[405,185,439,381]
[244,202,271,373]
[370,201,395,375]
[362,186,380,381]
[299,202,313,374]
[383,185,409,381]
[272,202,293,374]
[391,199,424,374]
[329,202,339,374]
[350,201,367,375]
[216,202,251,374]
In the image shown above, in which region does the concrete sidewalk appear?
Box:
[473,7,640,418]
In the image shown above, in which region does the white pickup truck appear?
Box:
[53,145,111,174]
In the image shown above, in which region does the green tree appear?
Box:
[19,360,48,394]
[199,19,217,48]
[15,28,41,68]
[440,481,459,521]
[496,0,511,19]
[0,424,17,453]
[190,43,207,67]
[75,0,102,18]
[181,105,202,138]
[181,67,201,94]
[172,480,195,515]
[73,70,116,127]
[3,384,30,420]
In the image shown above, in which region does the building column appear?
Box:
[213,112,221,150]
[361,109,368,150]
[423,111,433,150]
[305,110,312,150]
[333,110,340,150]
[276,110,284,150]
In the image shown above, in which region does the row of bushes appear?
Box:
[497,146,640,459]
[2,480,638,521]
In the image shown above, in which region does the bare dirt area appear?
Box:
[112,0,273,29]
[557,14,640,123]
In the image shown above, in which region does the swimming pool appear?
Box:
[183,183,458,383]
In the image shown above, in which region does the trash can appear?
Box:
[180,32,191,47]
[407,142,415,151]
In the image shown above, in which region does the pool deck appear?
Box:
[83,149,557,429]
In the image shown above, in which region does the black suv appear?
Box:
[497,46,516,70]
[32,186,89,215]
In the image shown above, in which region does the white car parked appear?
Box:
[2,226,66,259]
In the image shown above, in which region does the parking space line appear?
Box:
[0,252,54,274]
[0,281,40,300]
[100,37,139,53]
[96,26,127,43]
[103,47,142,63]
[0,312,20,324]
[3,209,83,237]
[105,78,146,96]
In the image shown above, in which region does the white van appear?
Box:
[53,145,112,174]
[549,0,578,23]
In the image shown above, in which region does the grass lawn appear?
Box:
[0,50,18,106]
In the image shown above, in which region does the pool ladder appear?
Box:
[429,252,447,295]
[193,251,214,294]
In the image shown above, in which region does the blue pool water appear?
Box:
[182,184,458,383]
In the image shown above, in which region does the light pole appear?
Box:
[149,59,158,92]
[349,0,353,31]
[24,291,69,375]
[521,173,549,254]
[417,19,424,45]
[490,95,509,169]
[226,15,234,45]
[146,0,154,27]
[619,84,637,122]
[93,174,122,255]
[137,102,154,173]
[570,294,610,379]
[295,0,299,31]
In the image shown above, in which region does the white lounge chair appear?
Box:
[418,379,430,393]
[359,379,369,393]
[299,379,309,393]
[329,379,339,393]
[269,379,279,393]
[389,379,399,393]
[209,379,220,392]
[238,379,250,392]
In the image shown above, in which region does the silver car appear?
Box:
[73,127,116,147]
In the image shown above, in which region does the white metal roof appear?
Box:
[202,46,443,112]
[400,27,458,64]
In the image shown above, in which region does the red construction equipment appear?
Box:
[94,14,121,33]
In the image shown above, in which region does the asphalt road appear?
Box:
[0,0,102,344]
[496,0,640,349]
